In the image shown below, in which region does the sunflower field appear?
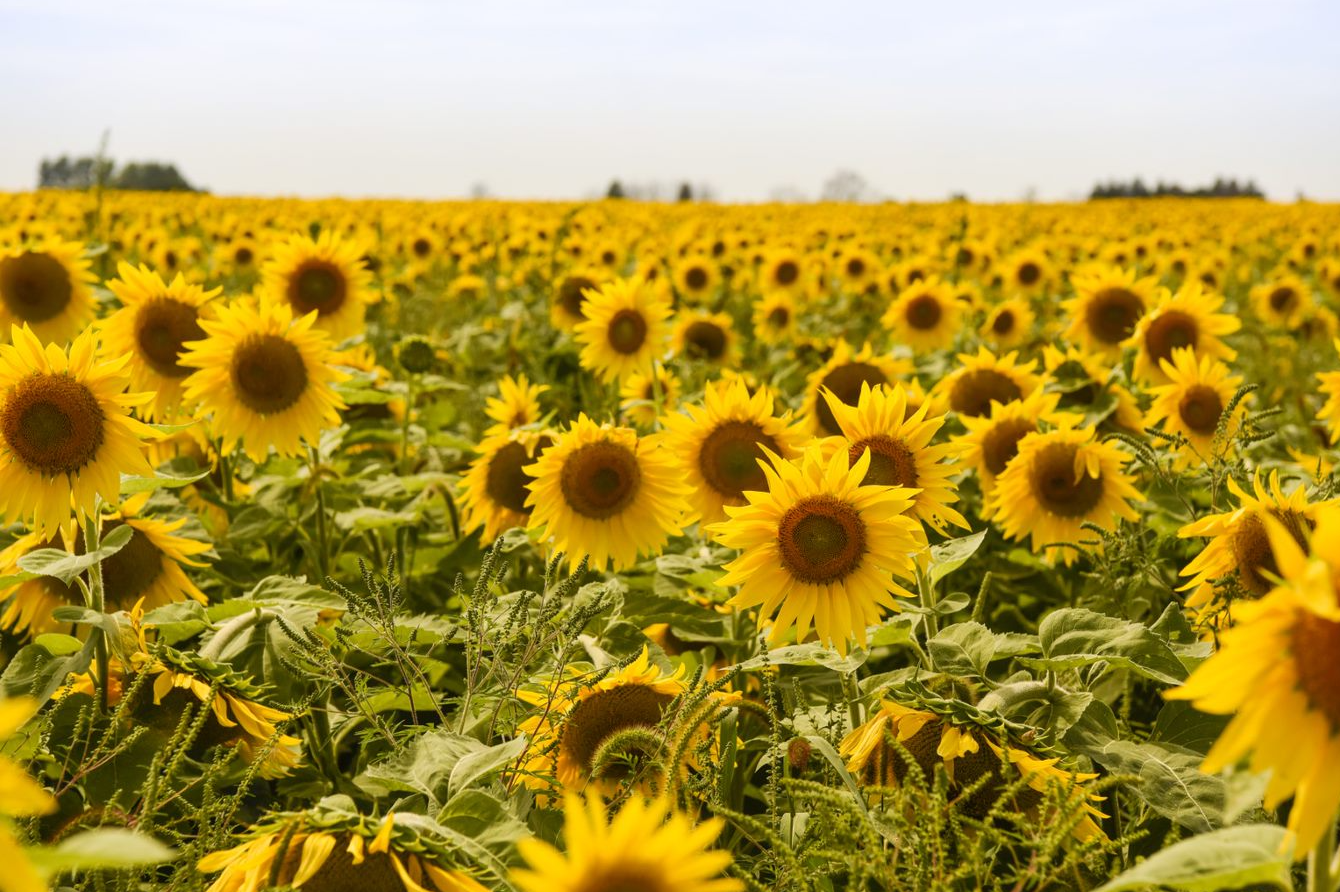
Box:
[1,190,1340,892]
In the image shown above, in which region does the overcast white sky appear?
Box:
[2,0,1337,202]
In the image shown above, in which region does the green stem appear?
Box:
[841,671,863,731]
[308,446,331,581]
[1308,813,1339,892]
[917,564,939,640]
[82,508,109,714]
[398,375,416,474]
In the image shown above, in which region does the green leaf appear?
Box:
[28,828,177,877]
[735,643,867,674]
[32,633,83,656]
[1093,825,1292,892]
[928,622,1038,679]
[333,506,422,532]
[928,529,986,585]
[1151,700,1230,755]
[18,524,135,584]
[1023,608,1187,685]
[977,680,1093,735]
[447,736,528,800]
[120,468,209,494]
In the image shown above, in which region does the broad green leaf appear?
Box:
[1094,824,1292,892]
[978,680,1093,734]
[1023,608,1186,685]
[929,622,1038,679]
[334,506,421,532]
[28,828,177,877]
[928,529,986,585]
[120,468,209,494]
[736,643,867,674]
[18,524,135,585]
[447,736,528,800]
[31,634,83,656]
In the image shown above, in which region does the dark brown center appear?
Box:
[136,297,205,378]
[230,334,309,414]
[698,420,776,499]
[0,251,74,323]
[777,495,867,584]
[1027,442,1105,518]
[559,440,642,519]
[2,373,105,475]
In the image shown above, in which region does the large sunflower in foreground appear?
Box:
[0,325,157,538]
[1125,282,1241,384]
[261,230,374,341]
[802,340,913,436]
[459,429,552,542]
[1063,267,1156,357]
[513,794,741,892]
[1143,347,1247,468]
[574,278,673,384]
[1177,470,1326,629]
[987,426,1142,565]
[821,381,968,534]
[1167,504,1340,856]
[199,808,488,892]
[179,299,346,461]
[708,445,923,655]
[933,346,1042,419]
[953,388,1074,497]
[882,276,962,353]
[526,415,689,571]
[840,696,1105,842]
[483,372,548,437]
[0,237,97,346]
[660,377,806,525]
[103,262,220,421]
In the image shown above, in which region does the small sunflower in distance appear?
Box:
[459,430,552,542]
[980,297,1035,350]
[179,298,346,461]
[1125,282,1241,384]
[673,310,737,365]
[661,376,806,525]
[882,276,962,353]
[102,262,220,421]
[987,426,1142,565]
[821,382,968,535]
[262,230,374,341]
[619,364,681,428]
[1063,266,1156,357]
[550,267,606,330]
[752,292,797,344]
[1250,274,1312,330]
[574,277,673,383]
[526,414,689,571]
[0,325,157,538]
[513,794,741,892]
[0,237,97,346]
[1143,347,1247,467]
[484,372,548,437]
[709,445,924,655]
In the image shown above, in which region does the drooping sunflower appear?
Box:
[1125,282,1241,384]
[708,445,924,655]
[0,237,97,345]
[820,381,968,534]
[840,695,1105,842]
[1177,470,1327,629]
[459,429,553,543]
[1063,267,1157,357]
[752,292,797,344]
[1249,274,1312,330]
[987,426,1142,565]
[0,325,157,538]
[1143,347,1246,467]
[660,377,806,525]
[953,388,1074,497]
[574,278,673,384]
[802,340,913,436]
[933,346,1042,419]
[979,297,1036,350]
[525,415,689,571]
[102,262,220,421]
[882,276,962,353]
[513,794,741,892]
[199,808,489,892]
[619,364,681,428]
[673,311,737,366]
[261,230,374,341]
[1166,504,1340,856]
[550,268,607,330]
[483,373,548,437]
[179,298,346,461]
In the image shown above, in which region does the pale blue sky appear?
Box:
[2,0,1337,201]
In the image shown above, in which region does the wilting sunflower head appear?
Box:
[261,230,374,341]
[673,310,737,365]
[525,414,688,571]
[1040,344,1143,430]
[1063,266,1155,357]
[573,277,674,384]
[709,444,924,655]
[0,237,97,346]
[1125,281,1241,384]
[882,276,962,353]
[513,794,741,892]
[396,334,437,374]
[1143,347,1246,467]
[802,340,914,436]
[661,376,806,525]
[179,297,347,461]
[986,425,1142,565]
[933,346,1042,419]
[0,324,158,538]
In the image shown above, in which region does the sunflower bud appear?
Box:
[397,335,435,374]
[787,737,812,773]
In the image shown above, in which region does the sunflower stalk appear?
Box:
[1309,813,1340,892]
[82,504,111,714]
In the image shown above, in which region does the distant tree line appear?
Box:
[38,155,201,192]
[1090,177,1263,200]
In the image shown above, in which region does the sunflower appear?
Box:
[1125,282,1241,384]
[179,298,346,461]
[802,340,913,436]
[619,364,681,428]
[459,429,552,543]
[933,346,1042,419]
[513,794,740,892]
[0,697,55,892]
[574,278,673,384]
[882,276,962,353]
[840,697,1105,841]
[979,297,1035,350]
[1063,267,1157,357]
[820,381,968,534]
[483,373,548,437]
[836,247,880,292]
[1041,344,1143,430]
[953,388,1074,497]
[1177,470,1327,629]
[447,274,486,301]
[1143,347,1246,467]
[752,292,797,344]
[0,237,97,345]
[102,262,220,421]
[673,311,737,366]
[1002,248,1051,294]
[0,325,157,538]
[1249,274,1312,330]
[1316,340,1340,444]
[261,230,374,340]
[660,377,806,525]
[199,808,488,892]
[673,256,720,302]
[550,268,607,330]
[1166,504,1340,856]
[525,415,688,571]
[760,249,805,294]
[987,426,1142,565]
[708,445,923,655]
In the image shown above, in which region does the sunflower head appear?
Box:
[934,346,1041,419]
[574,278,674,384]
[261,230,374,340]
[1063,267,1155,356]
[882,276,962,353]
[1126,282,1240,384]
[802,340,913,436]
[0,238,97,345]
[1143,347,1246,467]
